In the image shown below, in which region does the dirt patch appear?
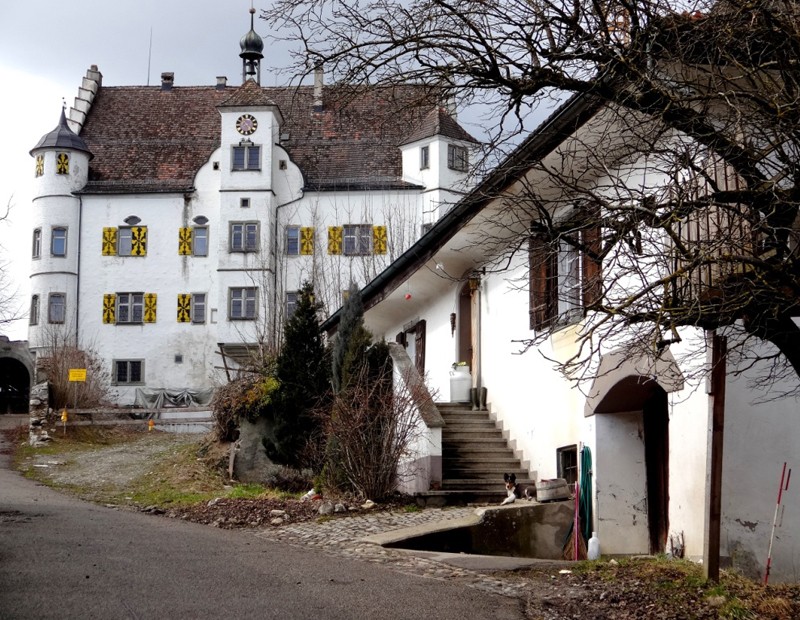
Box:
[168,497,320,528]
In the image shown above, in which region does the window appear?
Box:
[51,227,67,257]
[528,216,601,331]
[286,291,298,317]
[230,222,259,252]
[56,152,69,175]
[117,293,144,324]
[240,197,250,208]
[557,238,583,323]
[447,144,468,172]
[32,228,41,258]
[286,226,300,255]
[343,224,372,255]
[117,226,147,257]
[420,145,430,170]
[30,295,39,325]
[193,227,208,256]
[191,293,206,324]
[114,360,143,385]
[229,287,257,320]
[232,144,261,171]
[48,293,66,324]
[557,445,578,485]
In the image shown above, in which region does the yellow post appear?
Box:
[61,409,68,435]
[148,419,155,432]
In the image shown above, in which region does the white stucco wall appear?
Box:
[720,336,800,582]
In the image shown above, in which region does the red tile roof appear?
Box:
[78,82,466,194]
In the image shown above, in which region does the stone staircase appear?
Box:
[427,402,533,505]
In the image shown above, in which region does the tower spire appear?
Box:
[239,4,264,85]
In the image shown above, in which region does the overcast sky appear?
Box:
[0,1,308,340]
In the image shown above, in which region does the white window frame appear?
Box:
[118,227,136,256]
[116,292,144,325]
[286,226,300,256]
[48,293,66,324]
[556,238,584,325]
[420,145,430,170]
[230,222,259,252]
[191,293,206,324]
[51,227,67,257]
[286,291,298,317]
[229,287,257,320]
[193,226,209,257]
[231,144,261,171]
[30,295,39,325]
[113,359,144,385]
[343,224,372,256]
[32,228,41,258]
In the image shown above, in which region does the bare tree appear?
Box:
[264,0,800,388]
[0,198,22,329]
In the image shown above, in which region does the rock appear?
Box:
[269,509,286,517]
[361,500,376,510]
[334,503,347,513]
[318,501,335,516]
[270,518,284,526]
[609,559,619,566]
[207,497,222,507]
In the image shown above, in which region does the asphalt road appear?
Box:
[0,416,523,620]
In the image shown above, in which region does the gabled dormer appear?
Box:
[217,79,283,192]
[400,107,480,222]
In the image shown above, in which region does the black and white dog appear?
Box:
[501,473,536,505]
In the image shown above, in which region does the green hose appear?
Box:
[580,446,593,543]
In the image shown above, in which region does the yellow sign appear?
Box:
[61,409,68,422]
[68,368,87,382]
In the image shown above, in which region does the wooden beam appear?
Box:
[704,332,727,582]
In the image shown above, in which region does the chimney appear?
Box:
[216,76,227,90]
[161,72,174,91]
[313,64,324,112]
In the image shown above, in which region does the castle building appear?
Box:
[28,11,478,405]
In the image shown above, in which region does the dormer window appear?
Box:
[420,146,430,170]
[232,140,261,171]
[447,144,468,172]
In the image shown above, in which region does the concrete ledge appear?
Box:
[362,501,573,561]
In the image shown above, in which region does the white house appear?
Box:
[26,10,478,406]
[323,89,800,582]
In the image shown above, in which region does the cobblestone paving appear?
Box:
[253,506,519,596]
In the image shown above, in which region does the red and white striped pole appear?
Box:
[764,462,791,585]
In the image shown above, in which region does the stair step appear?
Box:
[441,479,534,490]
[441,417,498,426]
[443,448,517,458]
[445,462,527,472]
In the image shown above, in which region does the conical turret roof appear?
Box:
[30,108,92,158]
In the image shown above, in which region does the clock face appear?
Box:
[236,114,258,135]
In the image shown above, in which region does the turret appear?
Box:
[28,108,92,350]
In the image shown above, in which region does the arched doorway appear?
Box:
[594,376,670,554]
[0,357,31,414]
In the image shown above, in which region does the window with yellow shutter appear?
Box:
[300,227,314,255]
[372,225,387,255]
[103,294,116,324]
[144,293,157,323]
[102,228,118,256]
[328,226,343,255]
